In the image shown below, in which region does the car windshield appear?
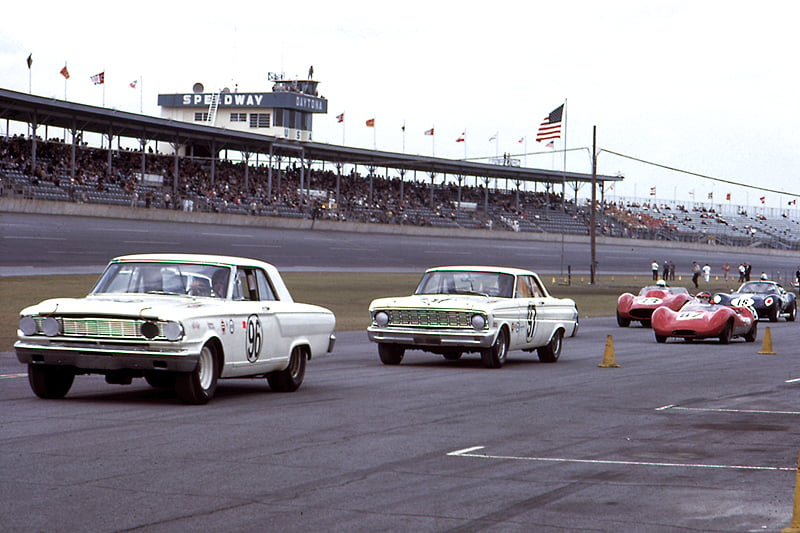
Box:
[638,286,689,296]
[739,282,775,294]
[415,270,514,298]
[91,262,231,298]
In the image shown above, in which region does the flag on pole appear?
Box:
[456,131,465,142]
[60,65,70,79]
[546,141,554,149]
[536,104,564,142]
[91,72,105,85]
[365,118,375,127]
[760,196,766,204]
[424,128,434,136]
[26,54,33,69]
[650,186,656,196]
[517,137,524,144]
[129,80,138,88]
[336,112,344,123]
[726,193,731,201]
[708,192,713,200]
[489,133,497,142]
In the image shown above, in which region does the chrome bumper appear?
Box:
[14,340,199,373]
[367,327,495,349]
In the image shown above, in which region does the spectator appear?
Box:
[691,261,701,289]
[702,263,711,283]
[722,263,730,280]
[651,260,659,281]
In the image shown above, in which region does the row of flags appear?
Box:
[648,187,797,206]
[337,104,564,145]
[26,54,137,88]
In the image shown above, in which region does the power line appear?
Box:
[600,148,798,198]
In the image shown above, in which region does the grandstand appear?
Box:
[1,87,799,249]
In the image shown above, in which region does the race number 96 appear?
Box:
[246,314,263,362]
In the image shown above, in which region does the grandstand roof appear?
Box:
[0,88,622,186]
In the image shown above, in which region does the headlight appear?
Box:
[471,314,487,330]
[374,311,389,327]
[140,321,159,339]
[41,316,62,337]
[163,321,184,341]
[19,316,38,336]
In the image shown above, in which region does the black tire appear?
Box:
[442,352,463,361]
[28,364,74,399]
[378,344,404,365]
[175,343,219,404]
[768,305,779,322]
[744,320,758,343]
[267,346,307,392]
[655,334,667,343]
[537,329,563,363]
[719,320,733,344]
[787,302,797,322]
[616,311,630,328]
[145,373,177,389]
[481,328,509,368]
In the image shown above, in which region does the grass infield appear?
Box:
[1,272,744,352]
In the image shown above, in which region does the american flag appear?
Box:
[536,104,564,143]
[91,72,105,85]
[456,131,465,142]
[365,118,375,127]
[336,113,344,123]
[424,128,434,136]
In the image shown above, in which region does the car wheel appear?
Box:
[769,305,779,322]
[28,364,74,399]
[719,320,733,344]
[616,311,630,328]
[787,302,797,322]
[481,328,509,368]
[442,352,463,361]
[268,346,307,392]
[655,334,667,343]
[145,372,177,389]
[537,329,563,363]
[744,321,758,343]
[175,343,219,404]
[378,344,404,365]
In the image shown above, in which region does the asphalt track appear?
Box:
[2,212,800,278]
[2,211,800,532]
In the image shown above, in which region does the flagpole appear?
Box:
[103,69,106,108]
[139,75,143,114]
[562,98,568,208]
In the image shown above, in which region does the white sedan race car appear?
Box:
[15,254,336,404]
[367,266,579,368]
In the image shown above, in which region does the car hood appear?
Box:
[20,294,228,321]
[370,294,514,311]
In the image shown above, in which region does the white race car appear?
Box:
[15,254,336,404]
[367,266,578,368]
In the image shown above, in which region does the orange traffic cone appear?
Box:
[758,326,776,355]
[782,454,800,532]
[598,335,620,368]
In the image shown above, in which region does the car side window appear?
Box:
[255,269,277,301]
[233,269,258,301]
[515,276,533,299]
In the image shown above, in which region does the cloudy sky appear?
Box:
[1,1,798,209]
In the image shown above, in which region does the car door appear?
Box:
[514,275,550,348]
[224,266,285,376]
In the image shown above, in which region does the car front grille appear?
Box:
[38,317,168,341]
[385,309,476,329]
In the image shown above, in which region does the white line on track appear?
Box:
[447,446,794,472]
[123,240,176,245]
[785,377,800,383]
[230,243,281,248]
[0,373,27,379]
[2,236,67,241]
[656,404,800,415]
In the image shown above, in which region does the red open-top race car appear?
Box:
[651,292,758,344]
[616,282,692,328]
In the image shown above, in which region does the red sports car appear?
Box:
[651,299,757,344]
[616,284,692,327]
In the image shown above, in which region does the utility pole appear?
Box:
[590,126,597,284]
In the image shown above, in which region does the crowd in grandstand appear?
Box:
[2,134,800,250]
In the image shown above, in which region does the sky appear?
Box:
[1,1,798,211]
